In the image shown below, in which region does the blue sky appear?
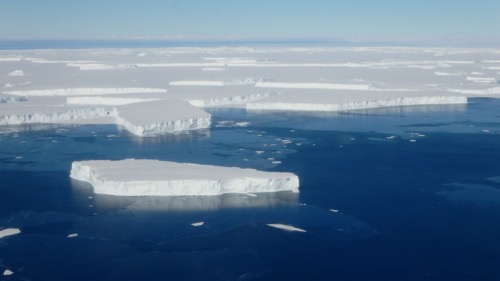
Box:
[1,0,499,41]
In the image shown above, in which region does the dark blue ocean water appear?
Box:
[1,98,500,281]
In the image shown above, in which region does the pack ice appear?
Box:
[70,159,300,196]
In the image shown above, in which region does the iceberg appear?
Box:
[255,81,373,91]
[5,88,167,97]
[114,99,211,136]
[70,159,300,196]
[246,96,467,111]
[0,99,210,137]
[0,106,115,126]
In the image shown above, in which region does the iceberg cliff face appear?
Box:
[0,99,211,136]
[0,107,116,126]
[187,92,279,107]
[247,96,467,112]
[114,99,211,136]
[70,159,300,196]
[115,115,211,137]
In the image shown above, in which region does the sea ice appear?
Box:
[0,228,21,239]
[5,88,167,97]
[70,159,300,196]
[267,223,307,232]
[3,269,14,276]
[191,222,205,227]
[8,70,24,76]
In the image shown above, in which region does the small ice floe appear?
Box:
[386,135,397,139]
[299,203,307,206]
[296,143,302,146]
[349,138,356,141]
[410,139,417,142]
[3,269,14,276]
[8,70,24,76]
[238,148,245,151]
[247,193,258,197]
[235,122,250,127]
[282,139,292,144]
[255,150,265,155]
[272,161,282,164]
[67,233,78,238]
[267,224,307,233]
[0,228,21,239]
[267,158,275,161]
[339,145,343,148]
[15,156,23,159]
[483,129,491,133]
[329,209,340,213]
[191,222,204,227]
[88,196,93,199]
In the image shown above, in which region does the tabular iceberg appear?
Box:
[70,159,300,196]
[114,99,211,136]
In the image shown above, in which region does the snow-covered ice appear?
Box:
[5,88,167,97]
[70,159,300,196]
[3,269,14,276]
[191,222,205,227]
[0,228,21,239]
[267,223,307,232]
[8,70,24,76]
[3,46,500,132]
[115,99,211,136]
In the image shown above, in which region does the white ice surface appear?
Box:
[267,224,307,232]
[115,99,211,136]
[2,46,500,130]
[0,228,21,239]
[255,81,373,91]
[3,269,14,276]
[8,70,24,76]
[70,159,300,196]
[5,88,167,97]
[247,90,467,112]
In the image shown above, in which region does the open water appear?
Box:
[1,98,500,280]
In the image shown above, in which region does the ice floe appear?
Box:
[8,70,24,76]
[0,228,21,239]
[267,223,307,232]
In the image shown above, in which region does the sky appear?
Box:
[1,0,500,42]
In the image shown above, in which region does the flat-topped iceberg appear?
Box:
[70,159,299,196]
[115,99,211,136]
[247,91,467,112]
[0,99,211,137]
